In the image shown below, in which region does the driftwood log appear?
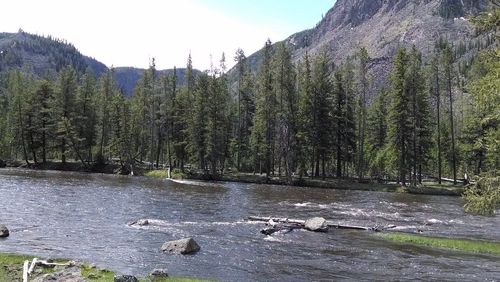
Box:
[248,216,396,233]
[22,258,74,281]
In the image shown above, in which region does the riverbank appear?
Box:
[1,160,464,196]
[164,171,465,196]
[377,232,500,255]
[0,252,209,282]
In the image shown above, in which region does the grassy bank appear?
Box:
[378,232,500,255]
[0,252,211,282]
[2,161,463,197]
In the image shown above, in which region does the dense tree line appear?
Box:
[0,20,498,186]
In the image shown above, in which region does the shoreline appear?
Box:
[0,252,209,282]
[0,161,464,196]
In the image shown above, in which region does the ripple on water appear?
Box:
[0,168,499,281]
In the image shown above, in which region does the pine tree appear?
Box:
[234,48,255,171]
[442,44,458,184]
[429,52,443,184]
[296,52,313,179]
[52,66,79,164]
[76,68,97,163]
[189,72,209,171]
[356,47,371,180]
[251,39,275,177]
[7,71,29,164]
[97,69,115,162]
[367,88,388,181]
[273,43,297,181]
[311,50,333,179]
[388,48,411,185]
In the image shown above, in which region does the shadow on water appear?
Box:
[0,168,499,281]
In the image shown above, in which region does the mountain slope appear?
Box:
[0,31,198,96]
[114,67,201,96]
[0,30,107,78]
[237,0,495,93]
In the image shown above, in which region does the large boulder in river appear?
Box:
[0,225,9,237]
[161,238,200,254]
[304,217,328,232]
[114,275,139,282]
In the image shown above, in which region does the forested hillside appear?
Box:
[0,31,195,96]
[0,30,107,78]
[0,4,498,210]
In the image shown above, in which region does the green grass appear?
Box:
[1,252,212,282]
[0,253,67,281]
[144,170,169,178]
[81,264,115,281]
[379,232,500,255]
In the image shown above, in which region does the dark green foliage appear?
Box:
[0,32,496,193]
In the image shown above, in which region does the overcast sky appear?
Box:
[1,0,335,70]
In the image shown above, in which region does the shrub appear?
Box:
[463,177,500,216]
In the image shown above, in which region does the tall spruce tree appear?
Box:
[273,43,297,181]
[311,50,333,179]
[356,47,370,180]
[251,39,275,177]
[388,48,411,185]
[296,52,313,179]
[442,44,458,184]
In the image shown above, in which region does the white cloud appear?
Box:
[0,0,293,70]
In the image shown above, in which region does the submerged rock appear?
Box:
[161,238,200,254]
[0,225,9,237]
[304,217,328,232]
[150,268,169,278]
[114,275,139,282]
[136,219,149,226]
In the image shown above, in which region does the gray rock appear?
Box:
[114,275,139,282]
[304,217,328,232]
[150,268,169,278]
[0,225,9,238]
[32,266,86,282]
[161,238,200,254]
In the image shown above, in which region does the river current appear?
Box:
[0,169,499,281]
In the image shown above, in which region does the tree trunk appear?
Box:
[448,78,457,185]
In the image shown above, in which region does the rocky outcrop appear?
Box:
[232,0,493,100]
[114,275,139,282]
[161,238,200,255]
[304,217,328,232]
[0,225,9,238]
[32,266,86,282]
[150,269,169,278]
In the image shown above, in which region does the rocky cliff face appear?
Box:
[237,0,494,95]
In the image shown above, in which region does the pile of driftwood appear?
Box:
[249,216,396,235]
[21,258,74,282]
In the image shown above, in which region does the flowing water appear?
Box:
[0,168,499,281]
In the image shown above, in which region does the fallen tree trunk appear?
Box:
[248,216,395,232]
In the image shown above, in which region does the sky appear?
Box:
[0,0,335,70]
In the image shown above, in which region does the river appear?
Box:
[0,168,499,281]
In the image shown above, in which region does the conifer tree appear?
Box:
[311,50,333,179]
[296,52,313,179]
[388,48,411,185]
[251,39,275,177]
[356,47,370,180]
[442,44,458,184]
[273,43,297,181]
